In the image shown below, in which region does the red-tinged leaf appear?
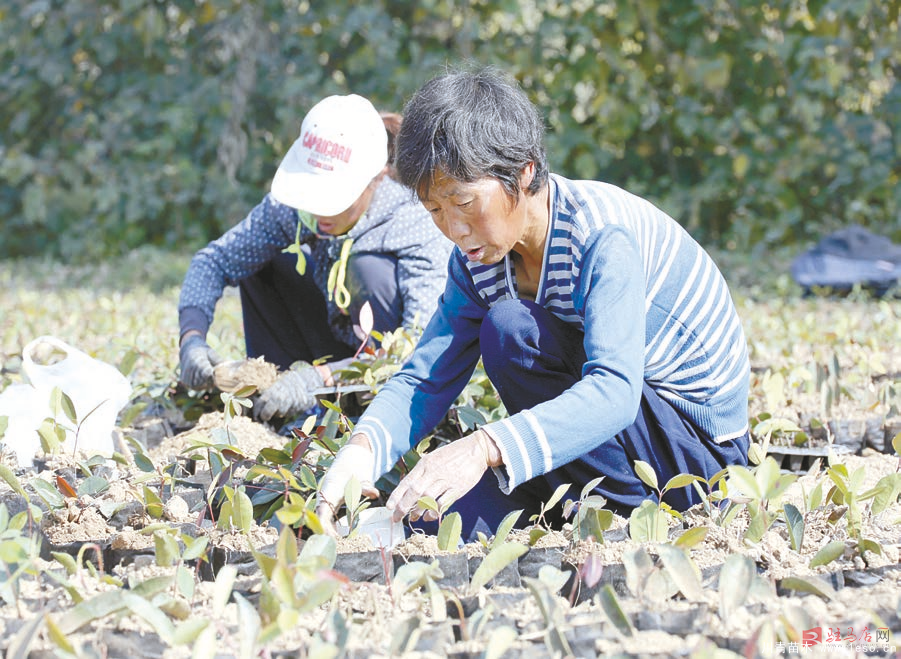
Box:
[289,426,310,441]
[292,436,313,462]
[220,448,244,462]
[317,569,350,585]
[580,553,604,589]
[56,475,77,499]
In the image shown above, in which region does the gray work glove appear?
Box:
[256,361,325,422]
[179,335,223,389]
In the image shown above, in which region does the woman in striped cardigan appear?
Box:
[317,69,751,539]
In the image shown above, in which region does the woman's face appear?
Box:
[314,175,381,236]
[420,169,532,265]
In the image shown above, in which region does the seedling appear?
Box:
[726,456,797,543]
[628,461,704,542]
[528,482,570,544]
[562,476,614,543]
[523,565,576,655]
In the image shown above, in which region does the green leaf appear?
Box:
[673,525,708,549]
[597,584,634,636]
[718,553,755,620]
[809,540,845,568]
[57,590,131,634]
[31,478,65,509]
[300,533,336,569]
[233,487,254,534]
[154,532,180,567]
[657,544,704,601]
[37,418,64,454]
[122,590,175,643]
[143,485,163,518]
[727,464,762,500]
[258,448,292,465]
[543,482,571,512]
[437,511,462,552]
[5,613,45,659]
[537,564,571,594]
[892,431,901,456]
[490,509,522,549]
[623,546,654,597]
[212,565,237,616]
[469,541,528,594]
[172,618,209,646]
[783,503,804,552]
[46,614,76,654]
[0,463,28,498]
[181,535,209,562]
[176,564,195,600]
[580,475,605,501]
[662,473,703,494]
[778,575,836,601]
[528,527,548,546]
[633,460,658,491]
[483,625,517,659]
[58,389,78,425]
[0,415,8,439]
[416,495,439,513]
[133,451,155,473]
[77,475,109,497]
[628,500,667,542]
[858,538,883,558]
[51,551,79,576]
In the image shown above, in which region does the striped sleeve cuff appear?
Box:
[482,410,553,493]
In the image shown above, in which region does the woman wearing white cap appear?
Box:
[176,95,452,422]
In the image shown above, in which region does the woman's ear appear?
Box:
[519,162,536,191]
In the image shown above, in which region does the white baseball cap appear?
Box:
[271,94,388,216]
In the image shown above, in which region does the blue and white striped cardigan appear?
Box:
[356,173,750,492]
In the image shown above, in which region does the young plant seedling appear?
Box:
[528,482,570,544]
[562,476,614,543]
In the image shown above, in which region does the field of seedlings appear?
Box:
[2,248,901,658]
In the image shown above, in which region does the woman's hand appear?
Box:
[386,430,502,523]
[316,434,379,535]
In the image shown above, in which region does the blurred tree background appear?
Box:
[1,0,898,261]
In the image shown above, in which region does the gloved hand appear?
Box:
[315,440,378,535]
[255,361,324,422]
[178,334,223,389]
[386,430,500,523]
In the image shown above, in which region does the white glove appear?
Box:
[316,442,377,531]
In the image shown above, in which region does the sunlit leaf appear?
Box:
[469,541,528,594]
[437,511,462,552]
[673,525,708,549]
[543,482,571,513]
[718,553,754,619]
[657,544,704,601]
[633,460,658,491]
[783,503,804,552]
[597,584,634,636]
[490,509,522,549]
[809,541,845,568]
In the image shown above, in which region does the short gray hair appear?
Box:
[396,68,549,202]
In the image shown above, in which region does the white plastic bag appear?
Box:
[0,336,132,467]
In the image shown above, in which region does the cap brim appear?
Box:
[271,169,372,217]
[271,136,378,217]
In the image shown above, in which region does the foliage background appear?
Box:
[1,0,898,261]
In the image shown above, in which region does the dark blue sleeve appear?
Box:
[177,194,301,338]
